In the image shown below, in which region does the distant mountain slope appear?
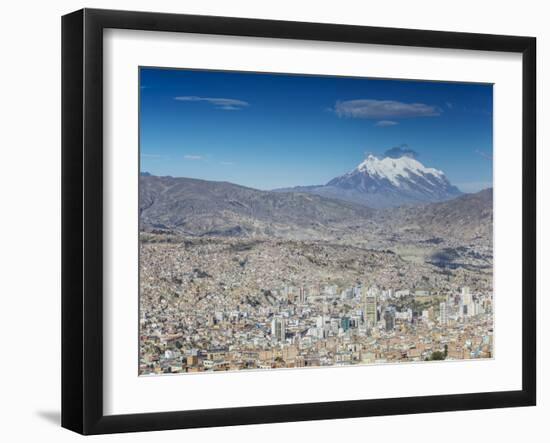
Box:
[140,174,492,249]
[140,175,374,238]
[276,154,462,208]
[378,188,493,242]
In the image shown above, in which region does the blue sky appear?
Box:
[140,67,493,193]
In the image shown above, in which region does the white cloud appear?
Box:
[333,99,441,119]
[174,96,249,110]
[220,161,235,166]
[384,145,418,159]
[184,155,203,160]
[375,120,399,127]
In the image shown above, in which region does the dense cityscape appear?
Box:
[139,236,493,375]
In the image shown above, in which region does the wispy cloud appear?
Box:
[384,144,418,159]
[375,120,399,127]
[475,149,493,160]
[184,154,204,160]
[446,101,453,109]
[333,99,441,119]
[174,96,249,110]
[220,161,235,166]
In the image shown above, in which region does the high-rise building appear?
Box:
[384,307,395,331]
[341,316,351,332]
[459,287,477,318]
[461,287,472,312]
[459,287,471,319]
[271,317,286,342]
[364,287,378,327]
[298,287,307,304]
[316,315,325,329]
[440,302,448,325]
[461,287,472,304]
[330,317,340,333]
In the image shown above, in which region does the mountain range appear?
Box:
[377,187,493,243]
[140,175,374,239]
[140,174,491,248]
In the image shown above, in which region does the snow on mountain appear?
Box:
[354,154,444,187]
[277,153,462,208]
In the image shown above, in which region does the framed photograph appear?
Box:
[62,8,536,435]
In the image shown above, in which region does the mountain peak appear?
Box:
[310,152,462,208]
[352,154,444,188]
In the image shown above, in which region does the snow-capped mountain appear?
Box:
[328,154,461,201]
[277,154,462,208]
[334,154,445,188]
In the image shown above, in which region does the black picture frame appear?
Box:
[62,8,537,435]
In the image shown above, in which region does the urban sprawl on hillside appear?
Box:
[139,236,493,375]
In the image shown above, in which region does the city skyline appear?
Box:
[140,67,493,193]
